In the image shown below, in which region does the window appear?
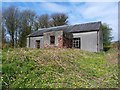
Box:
[50,36,55,45]
[36,40,40,48]
[73,38,81,48]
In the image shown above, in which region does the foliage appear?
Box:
[2,48,118,88]
[101,23,113,51]
[3,6,20,47]
[37,14,49,28]
[51,13,68,26]
[2,6,69,48]
[19,10,36,47]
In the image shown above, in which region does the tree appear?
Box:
[3,6,20,47]
[0,10,2,48]
[101,23,113,51]
[2,23,6,48]
[19,10,36,47]
[38,14,50,28]
[51,13,68,26]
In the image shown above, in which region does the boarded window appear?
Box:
[73,38,81,48]
[50,36,55,45]
[36,40,40,48]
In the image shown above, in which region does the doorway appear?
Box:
[36,40,40,48]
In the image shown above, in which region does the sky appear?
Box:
[2,1,118,41]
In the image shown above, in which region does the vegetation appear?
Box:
[101,24,113,51]
[51,13,68,26]
[2,5,116,89]
[2,6,69,48]
[2,48,118,88]
[3,6,113,51]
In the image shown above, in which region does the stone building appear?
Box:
[27,21,103,52]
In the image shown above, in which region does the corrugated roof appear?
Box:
[28,21,101,37]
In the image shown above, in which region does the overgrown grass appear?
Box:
[2,48,118,88]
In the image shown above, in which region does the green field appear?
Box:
[1,48,118,88]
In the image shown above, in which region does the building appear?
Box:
[27,21,103,52]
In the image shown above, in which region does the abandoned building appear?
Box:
[27,21,103,52]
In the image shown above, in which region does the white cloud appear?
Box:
[68,0,119,2]
[39,2,118,41]
[84,3,118,41]
[68,2,118,41]
[40,2,69,13]
[78,2,117,19]
[2,0,120,2]
[2,2,118,41]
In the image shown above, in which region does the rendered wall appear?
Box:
[72,31,98,52]
[27,36,44,48]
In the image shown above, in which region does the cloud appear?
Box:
[83,2,118,41]
[2,2,118,41]
[68,0,119,2]
[40,2,69,13]
[2,0,120,2]
[67,2,118,41]
[0,0,119,2]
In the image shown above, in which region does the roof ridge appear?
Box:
[73,21,101,26]
[38,24,69,31]
[37,21,101,31]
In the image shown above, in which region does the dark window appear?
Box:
[50,36,55,44]
[36,40,40,48]
[73,38,81,48]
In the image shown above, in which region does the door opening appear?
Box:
[36,40,40,48]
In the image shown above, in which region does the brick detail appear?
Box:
[58,35,63,48]
[63,37,72,48]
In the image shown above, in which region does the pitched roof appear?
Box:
[28,21,101,37]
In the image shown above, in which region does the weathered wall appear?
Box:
[98,29,103,51]
[63,37,72,48]
[27,36,44,48]
[27,30,102,52]
[43,31,63,48]
[63,33,73,48]
[27,31,73,49]
[72,31,98,52]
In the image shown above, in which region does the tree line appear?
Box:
[2,6,68,48]
[2,6,112,51]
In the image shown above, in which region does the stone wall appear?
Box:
[43,30,64,48]
[58,35,63,48]
[63,37,73,48]
[43,30,73,48]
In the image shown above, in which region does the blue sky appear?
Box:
[2,2,118,41]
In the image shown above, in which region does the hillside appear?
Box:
[2,48,118,88]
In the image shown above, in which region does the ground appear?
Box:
[1,48,118,88]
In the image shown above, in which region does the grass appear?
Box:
[1,48,118,88]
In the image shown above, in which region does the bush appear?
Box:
[103,46,111,51]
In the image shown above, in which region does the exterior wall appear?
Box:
[72,31,98,52]
[63,32,73,48]
[27,30,103,52]
[27,38,29,48]
[63,37,73,48]
[43,31,63,48]
[27,36,44,48]
[98,29,103,51]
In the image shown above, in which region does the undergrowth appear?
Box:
[2,48,118,88]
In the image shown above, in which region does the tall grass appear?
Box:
[2,48,118,88]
